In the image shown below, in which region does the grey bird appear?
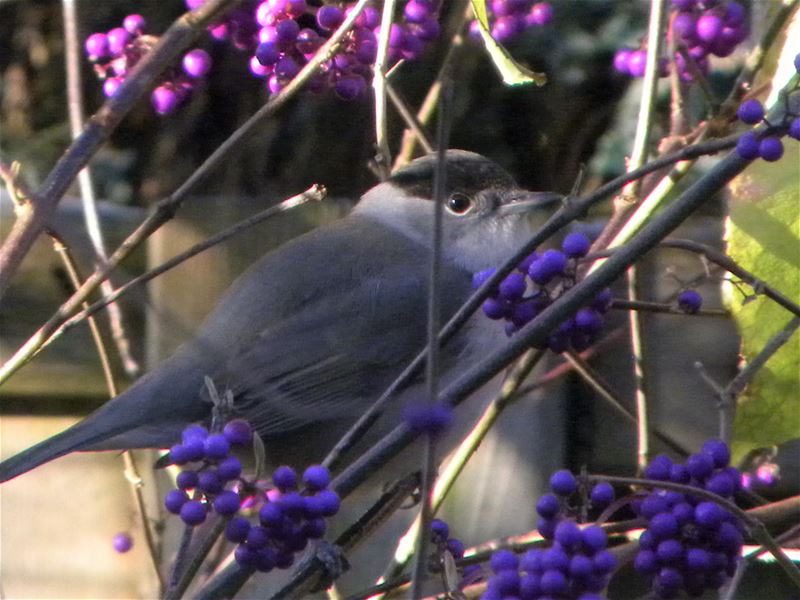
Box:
[0,150,561,483]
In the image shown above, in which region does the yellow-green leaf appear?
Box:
[469,0,546,86]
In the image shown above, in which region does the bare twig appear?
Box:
[62,0,140,377]
[0,0,242,298]
[372,0,398,175]
[164,517,227,600]
[611,298,728,317]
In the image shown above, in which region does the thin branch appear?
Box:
[410,85,453,598]
[385,81,435,154]
[611,298,728,317]
[0,186,325,385]
[0,0,242,298]
[393,0,471,170]
[372,0,398,175]
[164,517,228,600]
[564,351,689,457]
[61,0,139,377]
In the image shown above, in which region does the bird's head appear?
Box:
[354,150,563,272]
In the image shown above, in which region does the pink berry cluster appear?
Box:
[162,420,340,573]
[467,1,553,43]
[250,0,441,99]
[734,54,800,162]
[614,0,749,82]
[84,14,212,114]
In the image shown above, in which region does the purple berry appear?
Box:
[701,439,731,468]
[569,554,594,579]
[169,444,191,465]
[649,513,679,539]
[537,517,557,539]
[302,517,326,539]
[180,500,207,526]
[107,27,131,55]
[736,131,760,159]
[151,86,180,115]
[592,550,617,574]
[490,549,519,572]
[634,549,658,574]
[696,14,723,43]
[482,297,509,320]
[687,452,715,480]
[627,50,647,78]
[529,2,553,26]
[273,466,297,491]
[550,469,577,496]
[673,13,697,42]
[536,493,561,519]
[592,288,614,313]
[430,518,449,540]
[554,520,582,551]
[274,56,300,80]
[758,137,784,162]
[278,491,305,518]
[613,49,632,74]
[677,289,703,314]
[112,532,133,553]
[198,470,223,494]
[314,489,341,516]
[256,41,280,66]
[542,545,568,571]
[302,465,330,490]
[645,454,673,481]
[204,434,230,460]
[85,33,110,59]
[225,516,251,543]
[259,501,283,526]
[182,424,208,443]
[590,482,614,508]
[581,526,608,554]
[165,489,189,514]
[245,525,270,549]
[276,18,300,43]
[404,0,432,23]
[213,490,241,515]
[562,231,591,257]
[296,28,323,54]
[217,456,243,481]
[737,99,764,124]
[317,5,343,30]
[334,74,367,100]
[499,272,527,301]
[403,402,453,435]
[695,501,724,529]
[575,307,603,334]
[176,470,199,490]
[540,569,567,594]
[446,537,465,558]
[183,49,212,78]
[123,14,146,34]
[788,118,800,141]
[657,539,684,565]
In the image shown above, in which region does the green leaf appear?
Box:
[725,140,800,463]
[470,0,547,86]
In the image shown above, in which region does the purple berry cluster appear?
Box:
[481,473,616,600]
[474,232,614,353]
[163,421,340,572]
[163,420,253,526]
[734,62,800,164]
[633,440,745,599]
[228,464,340,572]
[251,0,441,99]
[85,14,212,114]
[467,1,553,43]
[430,518,469,570]
[614,1,749,82]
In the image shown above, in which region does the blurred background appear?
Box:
[0,0,796,598]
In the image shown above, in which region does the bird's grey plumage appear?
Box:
[0,150,559,483]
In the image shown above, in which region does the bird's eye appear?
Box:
[446,193,473,215]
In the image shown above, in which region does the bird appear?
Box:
[0,150,562,484]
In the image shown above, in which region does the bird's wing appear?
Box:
[195,215,471,437]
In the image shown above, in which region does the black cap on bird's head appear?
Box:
[387,150,519,201]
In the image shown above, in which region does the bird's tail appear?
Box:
[0,351,208,483]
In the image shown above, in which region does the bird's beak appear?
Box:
[497,191,564,216]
